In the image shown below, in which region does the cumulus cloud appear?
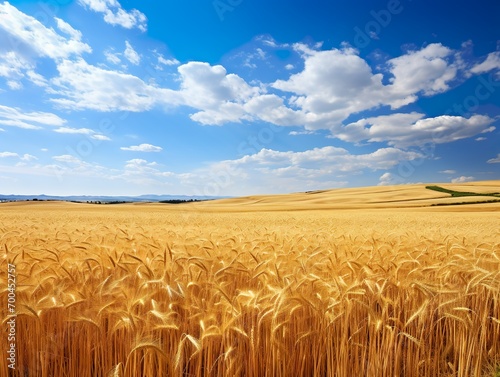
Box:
[335,113,495,147]
[124,41,140,65]
[243,94,304,126]
[1,0,498,177]
[77,0,147,31]
[272,43,462,130]
[157,53,179,67]
[104,50,121,65]
[0,105,66,129]
[0,51,40,88]
[54,127,110,140]
[20,154,37,161]
[121,144,163,152]
[487,154,500,164]
[451,176,475,183]
[0,152,19,158]
[178,62,260,125]
[7,80,22,90]
[225,146,422,173]
[52,154,83,164]
[55,18,83,41]
[470,52,500,75]
[26,70,47,87]
[0,152,37,161]
[378,172,395,186]
[183,146,423,195]
[273,46,386,128]
[0,2,91,60]
[0,4,172,113]
[50,58,180,112]
[0,3,90,88]
[386,43,457,99]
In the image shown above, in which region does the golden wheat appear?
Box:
[0,197,499,376]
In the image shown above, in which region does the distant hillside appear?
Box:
[190,180,500,211]
[0,194,228,203]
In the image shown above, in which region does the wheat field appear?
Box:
[1,182,500,376]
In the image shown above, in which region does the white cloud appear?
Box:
[178,62,260,125]
[121,144,163,152]
[124,158,160,169]
[50,58,180,112]
[54,127,110,140]
[0,51,27,81]
[470,52,500,74]
[378,172,395,185]
[0,2,91,60]
[151,50,181,72]
[47,154,115,179]
[226,146,422,172]
[0,152,37,161]
[53,154,83,164]
[273,46,386,128]
[182,146,423,195]
[0,152,18,158]
[55,17,83,41]
[451,176,475,183]
[0,4,173,113]
[20,154,37,161]
[7,80,22,90]
[26,70,48,87]
[0,3,90,88]
[272,44,462,130]
[92,134,111,141]
[50,57,260,116]
[335,113,495,147]
[475,137,487,141]
[289,130,316,136]
[102,145,421,196]
[0,105,66,129]
[104,50,121,65]
[285,64,294,70]
[487,154,500,164]
[386,43,457,98]
[439,170,456,174]
[0,51,46,87]
[124,41,140,65]
[157,54,180,67]
[243,94,304,126]
[0,144,426,196]
[77,0,147,32]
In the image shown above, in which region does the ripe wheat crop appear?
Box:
[1,201,499,376]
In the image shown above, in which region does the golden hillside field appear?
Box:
[1,181,500,376]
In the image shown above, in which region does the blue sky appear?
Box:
[0,0,499,196]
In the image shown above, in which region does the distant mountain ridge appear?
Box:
[0,194,228,202]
